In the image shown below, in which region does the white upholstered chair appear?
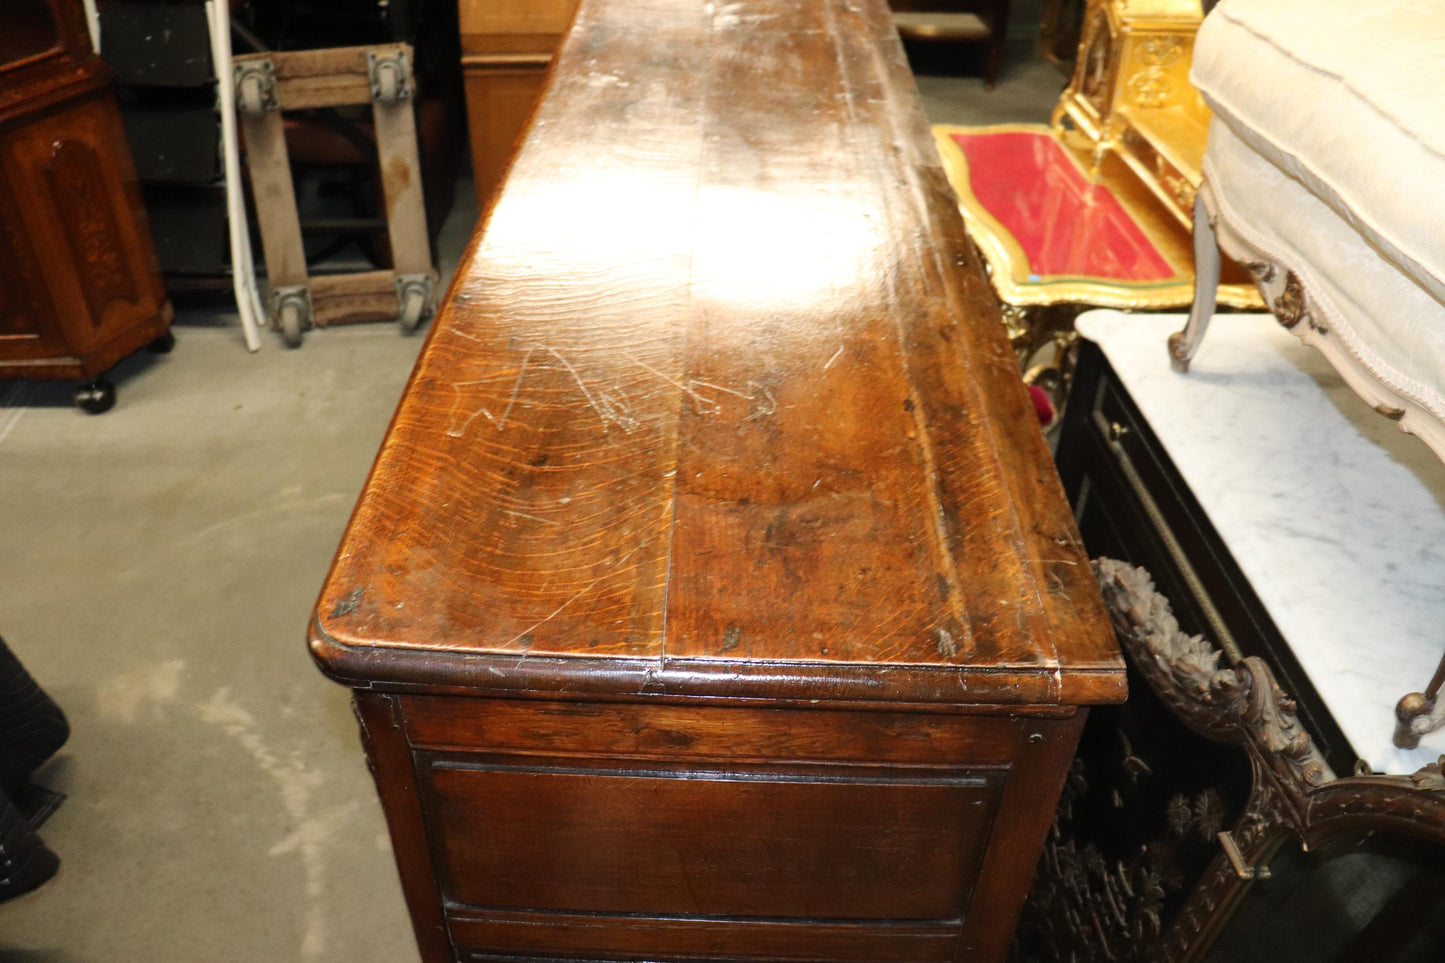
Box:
[1165,0,1445,745]
[1170,0,1445,454]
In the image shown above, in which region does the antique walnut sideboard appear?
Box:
[310,1,1125,961]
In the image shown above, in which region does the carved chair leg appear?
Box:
[1169,194,1221,373]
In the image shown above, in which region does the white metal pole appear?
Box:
[207,0,264,352]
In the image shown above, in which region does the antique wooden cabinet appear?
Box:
[312,1,1125,961]
[458,0,579,208]
[0,0,173,412]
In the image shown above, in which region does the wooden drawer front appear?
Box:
[425,761,999,921]
[401,695,1020,767]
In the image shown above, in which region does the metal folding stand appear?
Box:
[233,44,437,347]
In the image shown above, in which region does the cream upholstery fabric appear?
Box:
[1190,0,1445,423]
[1193,0,1445,302]
[1204,122,1445,423]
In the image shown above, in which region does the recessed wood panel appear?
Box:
[426,762,998,920]
[0,170,56,343]
[461,65,552,208]
[45,138,139,326]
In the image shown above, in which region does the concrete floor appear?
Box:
[0,44,1064,963]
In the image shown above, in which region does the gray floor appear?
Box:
[0,47,1063,962]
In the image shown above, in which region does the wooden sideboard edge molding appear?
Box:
[309,618,1124,707]
[461,52,555,68]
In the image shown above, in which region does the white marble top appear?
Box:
[1078,310,1445,775]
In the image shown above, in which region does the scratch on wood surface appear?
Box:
[330,588,365,619]
[501,547,641,648]
[743,382,778,420]
[823,344,845,370]
[721,625,741,653]
[501,508,561,526]
[444,382,502,437]
[935,628,958,658]
[627,354,723,415]
[624,356,778,422]
[446,346,639,437]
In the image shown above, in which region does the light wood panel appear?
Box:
[458,0,580,208]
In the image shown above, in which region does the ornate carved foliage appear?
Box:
[1020,749,1197,963]
[1304,757,1445,843]
[1093,558,1333,795]
[1127,36,1185,108]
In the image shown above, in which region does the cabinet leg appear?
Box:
[73,378,116,415]
[1169,194,1221,373]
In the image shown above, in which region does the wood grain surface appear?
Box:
[311,0,1123,708]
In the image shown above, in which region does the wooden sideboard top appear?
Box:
[310,0,1123,708]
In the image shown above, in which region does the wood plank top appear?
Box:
[310,0,1124,707]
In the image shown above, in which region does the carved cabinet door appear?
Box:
[0,89,166,370]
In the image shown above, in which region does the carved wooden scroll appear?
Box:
[1015,558,1445,963]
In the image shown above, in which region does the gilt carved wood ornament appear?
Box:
[1016,559,1445,963]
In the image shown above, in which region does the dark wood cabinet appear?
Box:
[0,0,172,409]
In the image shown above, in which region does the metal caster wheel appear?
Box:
[367,50,412,107]
[148,330,176,354]
[234,61,277,115]
[397,287,426,333]
[374,67,399,104]
[278,301,305,348]
[270,286,313,349]
[74,378,116,415]
[394,274,433,335]
[239,76,266,114]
